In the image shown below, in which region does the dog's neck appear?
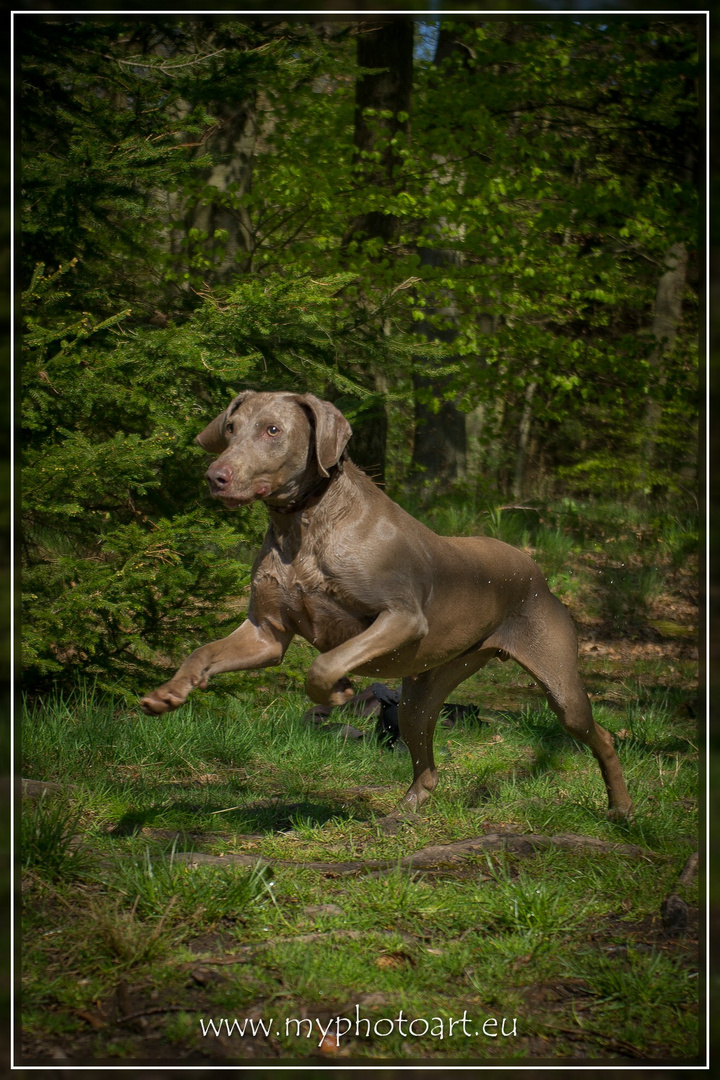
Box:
[266,458,345,518]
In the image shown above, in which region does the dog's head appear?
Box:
[196,391,352,509]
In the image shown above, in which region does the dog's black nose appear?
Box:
[206,463,233,491]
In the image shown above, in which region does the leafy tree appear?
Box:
[19,17,210,315]
[402,17,700,500]
[18,13,700,692]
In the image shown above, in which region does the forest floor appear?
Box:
[18,508,703,1066]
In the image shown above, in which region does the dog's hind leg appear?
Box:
[380,648,497,830]
[499,597,632,817]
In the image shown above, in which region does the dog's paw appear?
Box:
[306,661,354,706]
[376,810,414,836]
[139,686,187,715]
[327,678,355,708]
[607,804,634,823]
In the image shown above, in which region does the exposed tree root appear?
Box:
[170,831,653,877]
[21,778,68,799]
[678,850,698,886]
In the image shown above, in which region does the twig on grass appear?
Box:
[186,928,418,966]
[539,1022,648,1059]
[117,1005,190,1026]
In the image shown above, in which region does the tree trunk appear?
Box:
[411,19,525,494]
[412,381,467,488]
[347,381,389,484]
[640,242,688,486]
[411,250,467,492]
[409,25,472,493]
[183,98,258,279]
[512,377,538,500]
[346,18,413,247]
[343,17,414,484]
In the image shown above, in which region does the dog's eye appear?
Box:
[266,425,280,437]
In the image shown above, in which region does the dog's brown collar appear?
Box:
[266,459,344,516]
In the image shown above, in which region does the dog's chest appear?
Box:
[260,537,373,650]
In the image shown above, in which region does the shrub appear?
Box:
[21,265,416,690]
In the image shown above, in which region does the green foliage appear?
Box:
[19,18,212,313]
[22,511,250,685]
[19,14,700,690]
[22,262,250,688]
[20,259,424,689]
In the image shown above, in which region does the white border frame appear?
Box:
[10,6,711,1071]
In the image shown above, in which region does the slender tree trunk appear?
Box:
[411,250,467,491]
[487,395,508,494]
[412,20,531,495]
[465,403,486,481]
[409,24,472,493]
[640,242,688,486]
[346,18,413,248]
[343,17,414,484]
[347,370,390,484]
[512,376,538,500]
[412,380,467,487]
[184,98,258,279]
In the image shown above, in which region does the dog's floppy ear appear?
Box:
[294,393,352,477]
[195,391,256,454]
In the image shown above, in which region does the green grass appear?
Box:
[21,792,93,882]
[18,501,701,1066]
[20,666,700,1064]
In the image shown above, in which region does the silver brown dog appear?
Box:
[140,391,632,822]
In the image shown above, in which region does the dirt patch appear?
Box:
[586,908,700,962]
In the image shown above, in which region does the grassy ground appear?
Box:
[19,500,701,1066]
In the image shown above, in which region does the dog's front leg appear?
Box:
[140,619,292,715]
[306,608,428,707]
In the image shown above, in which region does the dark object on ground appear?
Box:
[661,893,689,931]
[372,682,401,747]
[140,391,632,826]
[304,682,483,749]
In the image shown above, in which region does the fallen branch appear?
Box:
[170,832,653,877]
